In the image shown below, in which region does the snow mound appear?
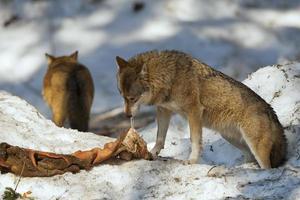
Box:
[243,63,300,127]
[0,63,300,200]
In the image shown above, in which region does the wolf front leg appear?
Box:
[150,107,172,159]
[185,107,203,164]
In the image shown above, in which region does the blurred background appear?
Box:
[0,0,299,134]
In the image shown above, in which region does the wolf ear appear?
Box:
[116,56,129,72]
[45,53,55,65]
[70,51,78,61]
[140,63,148,76]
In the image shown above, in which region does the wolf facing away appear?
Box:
[43,51,94,132]
[116,50,287,168]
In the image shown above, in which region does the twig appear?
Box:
[90,107,123,122]
[14,161,25,192]
[207,165,217,176]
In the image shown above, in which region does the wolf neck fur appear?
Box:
[128,51,177,105]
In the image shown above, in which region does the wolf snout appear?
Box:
[124,107,132,118]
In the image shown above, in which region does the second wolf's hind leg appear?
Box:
[51,92,68,127]
[240,117,273,169]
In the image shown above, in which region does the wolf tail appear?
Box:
[67,69,94,132]
[270,124,287,167]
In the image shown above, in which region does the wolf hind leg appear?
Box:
[51,92,68,127]
[52,106,67,127]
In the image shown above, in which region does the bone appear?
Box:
[130,117,135,129]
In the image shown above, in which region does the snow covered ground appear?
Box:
[0,63,299,199]
[0,0,300,118]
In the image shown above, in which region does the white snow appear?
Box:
[0,63,299,200]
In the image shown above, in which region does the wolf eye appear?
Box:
[127,97,137,102]
[128,97,135,101]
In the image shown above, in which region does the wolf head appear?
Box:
[116,56,150,117]
[45,51,78,66]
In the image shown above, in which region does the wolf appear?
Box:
[115,50,286,168]
[43,51,94,132]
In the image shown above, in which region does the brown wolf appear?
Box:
[116,50,286,168]
[43,51,94,132]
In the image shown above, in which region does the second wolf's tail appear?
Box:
[67,69,94,132]
[270,124,287,168]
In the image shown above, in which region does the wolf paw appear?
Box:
[182,159,198,165]
[150,150,159,160]
[150,145,163,160]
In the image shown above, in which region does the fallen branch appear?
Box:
[89,107,155,137]
[0,128,152,177]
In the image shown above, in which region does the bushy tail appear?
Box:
[270,124,287,168]
[67,70,94,132]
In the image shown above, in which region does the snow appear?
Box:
[0,63,299,200]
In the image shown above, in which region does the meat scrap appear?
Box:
[0,128,152,177]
